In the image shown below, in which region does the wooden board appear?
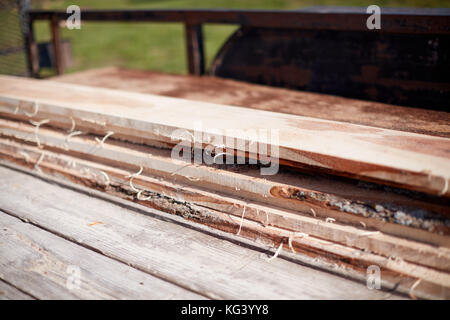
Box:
[0,119,448,248]
[0,76,449,197]
[1,137,449,270]
[0,119,448,246]
[0,154,447,299]
[54,67,450,138]
[0,165,403,300]
[0,211,204,300]
[0,280,34,300]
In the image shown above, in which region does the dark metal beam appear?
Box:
[50,17,64,75]
[185,23,204,75]
[29,8,450,35]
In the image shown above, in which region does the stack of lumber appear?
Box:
[0,75,449,299]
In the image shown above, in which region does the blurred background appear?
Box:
[12,0,450,75]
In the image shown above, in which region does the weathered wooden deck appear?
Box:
[0,163,401,299]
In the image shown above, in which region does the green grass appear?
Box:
[32,0,450,76]
[0,5,29,75]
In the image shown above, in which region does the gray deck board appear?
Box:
[0,211,203,299]
[0,164,400,299]
[0,279,34,300]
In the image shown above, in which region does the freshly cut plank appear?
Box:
[0,211,203,300]
[0,118,448,247]
[54,67,450,138]
[0,76,449,196]
[0,165,402,300]
[1,134,449,269]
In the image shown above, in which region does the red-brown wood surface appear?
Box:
[54,67,450,138]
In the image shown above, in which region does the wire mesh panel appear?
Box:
[0,0,30,76]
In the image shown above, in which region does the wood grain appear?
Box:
[0,150,447,299]
[0,165,401,300]
[0,211,203,300]
[0,280,34,300]
[0,75,448,197]
[1,137,448,271]
[0,118,448,247]
[54,67,450,138]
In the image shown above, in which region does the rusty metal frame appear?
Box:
[26,8,450,77]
